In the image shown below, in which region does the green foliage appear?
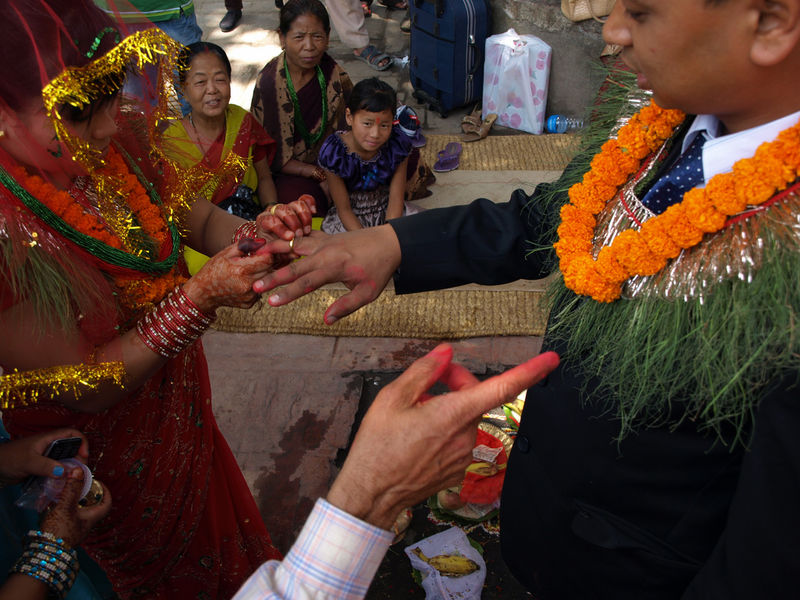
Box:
[1,237,83,335]
[549,231,800,445]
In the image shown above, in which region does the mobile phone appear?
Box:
[16,437,83,512]
[42,436,82,461]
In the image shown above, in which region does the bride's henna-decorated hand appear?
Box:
[182,243,278,314]
[237,237,267,254]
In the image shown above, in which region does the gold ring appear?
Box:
[269,204,279,216]
[288,238,295,250]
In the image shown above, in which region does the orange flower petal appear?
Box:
[640,217,681,260]
[613,229,666,276]
[660,204,704,248]
[682,188,727,233]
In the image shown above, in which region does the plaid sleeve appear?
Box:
[232,498,393,600]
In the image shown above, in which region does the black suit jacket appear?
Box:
[388,187,800,598]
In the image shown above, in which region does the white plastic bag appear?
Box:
[482,29,552,135]
[405,527,486,600]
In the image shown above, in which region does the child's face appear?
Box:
[346,108,394,156]
[604,0,755,127]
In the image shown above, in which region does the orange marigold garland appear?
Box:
[11,148,185,312]
[555,101,800,302]
[14,167,122,250]
[98,148,170,249]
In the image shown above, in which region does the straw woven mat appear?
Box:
[213,280,550,339]
[213,134,572,338]
[420,133,578,171]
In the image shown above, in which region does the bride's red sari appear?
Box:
[0,120,281,598]
[4,342,280,598]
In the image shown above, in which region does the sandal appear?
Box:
[354,44,392,71]
[361,1,372,17]
[460,105,482,136]
[408,163,436,200]
[433,142,462,172]
[378,0,408,9]
[462,113,497,143]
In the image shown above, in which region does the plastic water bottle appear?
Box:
[546,115,584,134]
[392,55,409,69]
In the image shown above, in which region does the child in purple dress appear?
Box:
[318,78,422,233]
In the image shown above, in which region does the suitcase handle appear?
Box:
[413,0,445,18]
[468,34,483,76]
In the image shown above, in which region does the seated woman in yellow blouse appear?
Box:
[164,41,311,272]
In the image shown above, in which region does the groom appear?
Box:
[255,1,800,597]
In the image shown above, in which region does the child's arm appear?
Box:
[328,171,364,231]
[385,157,409,221]
[254,156,279,208]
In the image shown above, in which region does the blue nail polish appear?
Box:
[52,465,64,477]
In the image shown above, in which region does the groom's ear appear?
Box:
[750,0,800,66]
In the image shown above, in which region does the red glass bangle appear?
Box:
[231,221,258,244]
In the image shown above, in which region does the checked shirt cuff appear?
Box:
[233,498,393,600]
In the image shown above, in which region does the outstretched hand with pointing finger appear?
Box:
[326,344,559,530]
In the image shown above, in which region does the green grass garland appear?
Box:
[527,64,800,446]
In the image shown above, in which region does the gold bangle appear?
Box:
[312,166,327,182]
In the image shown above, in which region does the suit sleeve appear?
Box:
[682,375,800,599]
[389,187,559,294]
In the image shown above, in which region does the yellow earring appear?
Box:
[0,130,5,138]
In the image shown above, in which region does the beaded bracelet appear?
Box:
[232,220,258,244]
[11,530,79,600]
[136,286,216,358]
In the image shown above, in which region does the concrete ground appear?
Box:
[190,1,566,597]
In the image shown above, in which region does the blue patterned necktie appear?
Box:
[641,133,707,214]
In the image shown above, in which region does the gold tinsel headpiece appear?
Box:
[37,27,197,245]
[42,27,183,170]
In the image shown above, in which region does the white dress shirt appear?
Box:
[689,110,800,184]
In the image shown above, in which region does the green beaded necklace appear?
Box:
[0,157,180,276]
[284,57,328,147]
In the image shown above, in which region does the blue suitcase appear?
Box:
[409,0,490,118]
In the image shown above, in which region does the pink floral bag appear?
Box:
[481,29,552,135]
